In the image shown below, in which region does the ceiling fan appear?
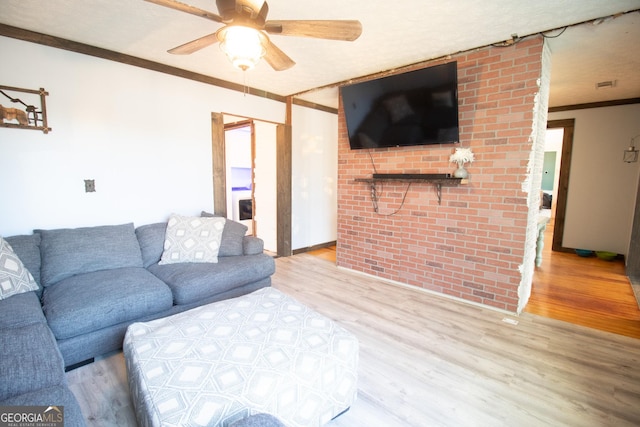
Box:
[145,0,363,71]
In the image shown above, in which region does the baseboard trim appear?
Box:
[335,264,516,316]
[292,241,336,255]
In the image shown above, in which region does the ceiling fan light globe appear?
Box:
[218,25,267,70]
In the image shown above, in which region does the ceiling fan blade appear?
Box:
[264,20,362,41]
[167,33,219,54]
[263,40,296,71]
[144,0,223,23]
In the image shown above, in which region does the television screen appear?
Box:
[341,61,459,150]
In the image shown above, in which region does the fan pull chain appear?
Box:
[243,71,248,97]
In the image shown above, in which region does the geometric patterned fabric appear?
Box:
[159,214,226,265]
[0,237,39,301]
[124,288,359,427]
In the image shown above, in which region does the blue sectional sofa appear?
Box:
[0,215,275,426]
[0,293,86,426]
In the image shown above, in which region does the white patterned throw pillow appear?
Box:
[0,237,39,300]
[159,214,226,265]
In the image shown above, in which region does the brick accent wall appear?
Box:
[337,37,545,313]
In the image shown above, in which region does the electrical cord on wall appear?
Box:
[367,148,382,212]
[370,181,379,211]
[371,181,412,216]
[489,9,640,48]
[367,149,379,175]
[365,148,413,216]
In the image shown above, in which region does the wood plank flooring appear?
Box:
[526,221,640,338]
[310,222,640,340]
[67,251,640,427]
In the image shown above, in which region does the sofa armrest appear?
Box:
[243,236,264,255]
[230,414,285,427]
[0,323,66,401]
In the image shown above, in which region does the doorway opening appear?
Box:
[211,113,282,254]
[546,119,575,252]
[527,119,640,337]
[224,120,256,236]
[540,128,563,224]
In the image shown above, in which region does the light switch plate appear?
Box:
[84,179,95,192]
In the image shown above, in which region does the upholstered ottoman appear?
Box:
[123,288,358,427]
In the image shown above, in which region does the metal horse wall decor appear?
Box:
[0,85,51,133]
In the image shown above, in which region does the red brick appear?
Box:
[336,38,545,313]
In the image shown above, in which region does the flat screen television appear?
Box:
[341,61,459,150]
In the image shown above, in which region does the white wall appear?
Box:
[291,105,338,249]
[0,36,337,251]
[549,103,640,255]
[0,37,285,236]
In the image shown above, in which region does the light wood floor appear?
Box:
[310,222,640,340]
[67,250,640,427]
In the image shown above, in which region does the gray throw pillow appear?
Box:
[201,211,248,256]
[38,223,143,286]
[4,233,41,287]
[135,222,167,268]
[0,237,39,301]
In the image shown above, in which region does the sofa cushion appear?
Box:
[0,291,46,329]
[4,233,41,287]
[201,211,248,256]
[135,222,166,268]
[148,253,276,305]
[42,267,173,340]
[39,223,143,287]
[159,214,225,265]
[0,322,65,401]
[0,385,86,427]
[243,236,265,256]
[0,237,40,300]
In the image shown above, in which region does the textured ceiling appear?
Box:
[545,10,640,107]
[1,0,639,108]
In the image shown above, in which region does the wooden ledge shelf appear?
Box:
[353,176,468,205]
[354,177,467,184]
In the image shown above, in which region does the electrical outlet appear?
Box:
[84,179,95,193]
